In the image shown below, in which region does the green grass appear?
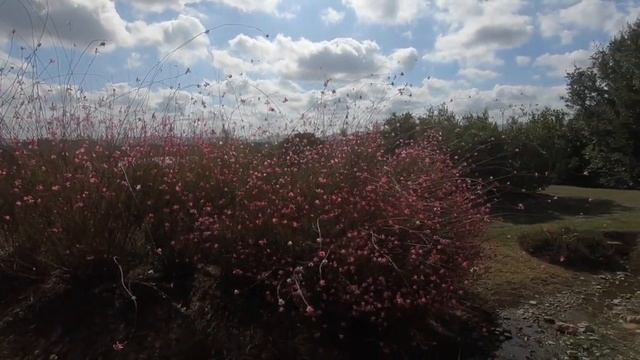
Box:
[473,185,640,308]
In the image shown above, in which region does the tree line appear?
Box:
[383,18,640,192]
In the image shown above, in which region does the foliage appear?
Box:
[381,112,419,152]
[382,107,557,194]
[378,18,640,192]
[183,132,488,333]
[275,131,325,154]
[518,227,628,271]
[564,18,640,188]
[0,130,490,354]
[0,140,151,278]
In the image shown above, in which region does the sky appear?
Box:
[1,0,639,135]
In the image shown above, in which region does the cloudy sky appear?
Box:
[1,0,639,134]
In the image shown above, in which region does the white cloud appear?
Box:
[515,55,531,66]
[533,49,592,77]
[425,0,534,66]
[538,0,640,44]
[450,84,566,114]
[129,15,212,65]
[341,0,429,25]
[276,5,300,20]
[0,0,583,138]
[458,67,500,82]
[127,0,201,13]
[347,77,566,120]
[127,0,283,14]
[394,80,565,115]
[0,62,569,138]
[389,47,419,71]
[0,1,211,66]
[321,7,346,25]
[127,52,144,69]
[211,0,283,13]
[0,0,132,50]
[212,34,417,82]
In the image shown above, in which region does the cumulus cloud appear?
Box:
[127,0,201,13]
[203,72,562,131]
[0,1,211,66]
[538,0,640,44]
[0,0,131,50]
[341,0,429,25]
[389,47,419,71]
[321,7,346,25]
[425,0,533,66]
[129,15,211,65]
[127,52,144,69]
[212,34,417,82]
[127,0,283,14]
[533,49,592,77]
[515,56,531,66]
[458,67,500,82]
[0,0,582,137]
[395,80,565,115]
[343,77,567,120]
[450,84,565,114]
[211,0,283,13]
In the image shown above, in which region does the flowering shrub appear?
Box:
[181,131,489,332]
[0,140,149,276]
[0,130,489,354]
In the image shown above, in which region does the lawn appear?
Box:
[474,185,640,307]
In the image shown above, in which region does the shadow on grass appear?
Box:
[491,192,633,225]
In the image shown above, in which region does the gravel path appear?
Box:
[493,272,640,359]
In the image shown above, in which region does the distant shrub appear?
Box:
[382,112,419,152]
[276,132,325,153]
[382,108,557,195]
[518,227,630,271]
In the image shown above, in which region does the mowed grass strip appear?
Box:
[473,185,640,307]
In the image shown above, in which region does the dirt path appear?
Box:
[493,272,640,359]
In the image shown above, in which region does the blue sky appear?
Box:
[1,0,639,134]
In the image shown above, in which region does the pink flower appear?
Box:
[112,340,127,351]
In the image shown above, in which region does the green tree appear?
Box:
[503,108,569,188]
[565,18,640,188]
[382,112,419,152]
[422,106,552,193]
